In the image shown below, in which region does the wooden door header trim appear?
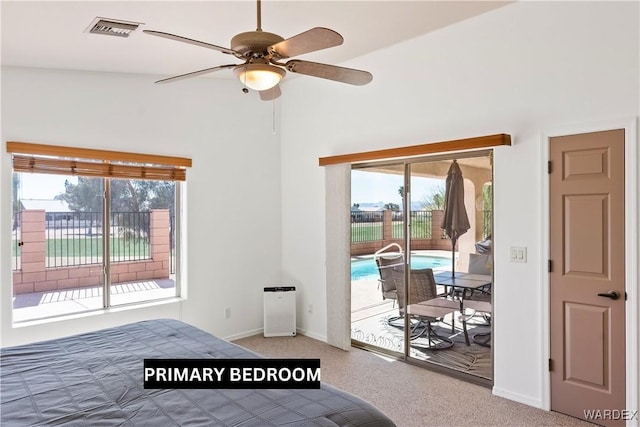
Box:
[318,133,511,166]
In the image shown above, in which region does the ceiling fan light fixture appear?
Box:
[234,64,285,91]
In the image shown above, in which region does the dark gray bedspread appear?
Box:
[0,319,395,426]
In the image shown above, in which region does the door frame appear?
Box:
[346,151,495,385]
[540,117,638,414]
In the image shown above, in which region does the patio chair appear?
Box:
[374,243,404,307]
[460,299,492,347]
[460,253,493,346]
[390,266,459,350]
[468,252,493,299]
[449,252,493,300]
[469,252,493,275]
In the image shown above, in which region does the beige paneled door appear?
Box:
[549,129,626,425]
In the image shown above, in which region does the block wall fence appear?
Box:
[12,209,170,295]
[350,210,451,256]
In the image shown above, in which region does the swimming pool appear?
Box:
[351,255,451,281]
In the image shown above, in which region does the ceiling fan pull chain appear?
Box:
[272,91,276,134]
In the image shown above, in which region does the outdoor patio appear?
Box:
[10,208,177,323]
[11,278,176,323]
[350,251,492,380]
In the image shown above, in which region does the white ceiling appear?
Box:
[1,1,510,83]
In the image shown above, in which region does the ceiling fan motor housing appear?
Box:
[231,31,284,58]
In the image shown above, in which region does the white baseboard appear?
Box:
[225,327,327,344]
[296,328,327,343]
[493,386,544,409]
[224,328,263,342]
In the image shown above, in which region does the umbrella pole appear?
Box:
[451,238,456,278]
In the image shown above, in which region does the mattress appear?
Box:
[0,319,395,426]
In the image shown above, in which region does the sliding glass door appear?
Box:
[350,151,494,383]
[350,167,406,358]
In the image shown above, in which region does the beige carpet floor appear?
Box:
[234,334,592,427]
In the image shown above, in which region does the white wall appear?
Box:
[0,67,282,346]
[279,0,639,410]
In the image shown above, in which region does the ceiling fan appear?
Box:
[143,0,373,100]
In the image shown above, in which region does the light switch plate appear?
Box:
[510,246,527,263]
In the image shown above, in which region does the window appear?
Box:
[8,142,191,322]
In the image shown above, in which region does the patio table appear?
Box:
[433,271,491,299]
[431,271,492,345]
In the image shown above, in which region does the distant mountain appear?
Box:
[357,202,385,208]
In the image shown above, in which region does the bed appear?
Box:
[0,319,395,426]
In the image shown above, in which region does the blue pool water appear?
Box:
[351,256,451,281]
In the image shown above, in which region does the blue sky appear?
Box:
[351,170,443,206]
[17,173,74,199]
[18,170,443,207]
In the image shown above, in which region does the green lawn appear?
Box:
[352,218,432,243]
[351,223,382,242]
[12,237,150,258]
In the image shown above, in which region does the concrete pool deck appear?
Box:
[351,249,455,313]
[351,249,454,262]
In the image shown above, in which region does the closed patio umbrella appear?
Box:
[441,159,470,277]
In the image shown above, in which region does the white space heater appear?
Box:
[263,286,296,337]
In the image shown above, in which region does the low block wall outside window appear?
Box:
[12,209,171,295]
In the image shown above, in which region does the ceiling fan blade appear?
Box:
[259,85,282,101]
[154,64,237,84]
[285,60,373,86]
[269,27,343,59]
[144,30,237,55]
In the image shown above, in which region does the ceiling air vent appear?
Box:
[86,17,141,38]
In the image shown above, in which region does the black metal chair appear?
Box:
[390,267,458,350]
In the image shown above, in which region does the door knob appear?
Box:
[597,290,620,300]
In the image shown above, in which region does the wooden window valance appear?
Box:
[7,141,192,181]
[318,133,511,166]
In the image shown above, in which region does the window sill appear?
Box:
[12,297,184,329]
